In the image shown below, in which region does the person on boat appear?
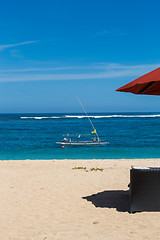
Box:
[92,137,96,142]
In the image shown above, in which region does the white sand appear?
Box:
[0,159,160,240]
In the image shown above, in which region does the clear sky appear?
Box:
[0,0,160,113]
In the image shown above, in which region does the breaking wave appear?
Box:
[20,114,160,119]
[21,116,60,120]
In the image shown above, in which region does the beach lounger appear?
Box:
[130,167,160,213]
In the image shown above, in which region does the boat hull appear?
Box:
[56,141,109,146]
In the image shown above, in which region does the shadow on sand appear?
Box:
[83,190,129,212]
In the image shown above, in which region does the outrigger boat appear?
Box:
[56,133,109,146]
[56,98,109,146]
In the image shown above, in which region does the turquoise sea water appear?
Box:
[0,113,160,160]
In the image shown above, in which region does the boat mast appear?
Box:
[76,97,100,141]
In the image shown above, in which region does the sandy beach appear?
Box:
[0,159,160,240]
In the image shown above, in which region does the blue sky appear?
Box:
[0,0,160,113]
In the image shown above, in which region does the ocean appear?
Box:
[0,113,160,160]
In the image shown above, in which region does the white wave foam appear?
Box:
[20,116,60,119]
[104,114,160,118]
[21,114,160,119]
[65,114,160,118]
[65,115,114,118]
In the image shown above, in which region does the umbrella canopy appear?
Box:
[116,67,160,95]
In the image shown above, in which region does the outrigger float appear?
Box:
[56,98,109,146]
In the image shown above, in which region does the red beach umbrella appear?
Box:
[116,67,160,95]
